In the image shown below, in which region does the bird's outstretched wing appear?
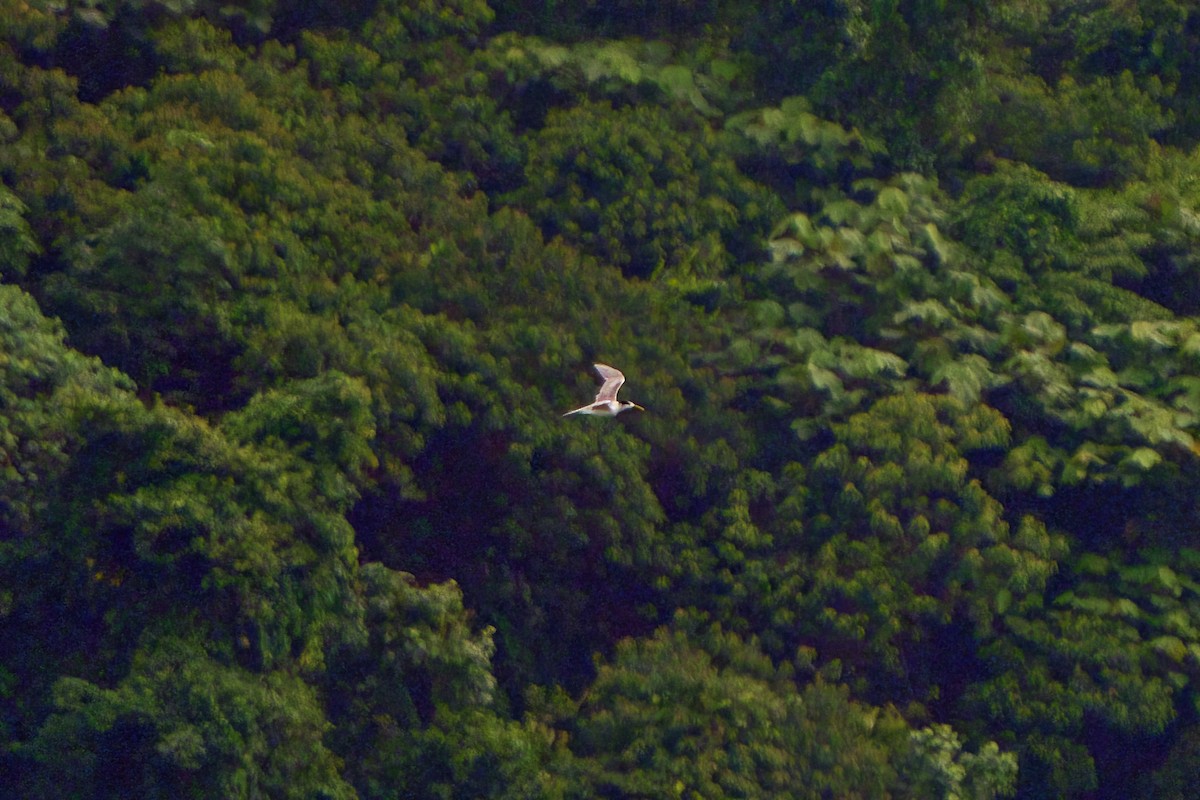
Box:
[593,363,625,402]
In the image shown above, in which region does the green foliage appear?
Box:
[724,172,1007,430]
[0,185,38,277]
[6,3,1200,799]
[0,284,364,794]
[724,95,881,196]
[567,619,1014,800]
[956,162,1079,275]
[22,637,355,799]
[221,371,378,504]
[800,394,1064,693]
[44,172,245,393]
[323,564,570,799]
[900,724,1017,800]
[362,0,495,54]
[975,71,1171,186]
[961,544,1200,794]
[490,0,720,40]
[728,0,992,168]
[0,284,132,528]
[505,99,780,280]
[487,35,740,117]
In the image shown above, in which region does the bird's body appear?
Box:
[566,398,632,417]
[563,364,645,417]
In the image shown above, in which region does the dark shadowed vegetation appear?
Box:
[4,1,1200,796]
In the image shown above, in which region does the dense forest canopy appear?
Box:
[4,0,1200,797]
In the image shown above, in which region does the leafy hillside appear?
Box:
[3,1,1200,797]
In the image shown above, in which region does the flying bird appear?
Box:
[562,363,645,417]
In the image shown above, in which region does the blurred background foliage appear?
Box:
[4,0,1200,796]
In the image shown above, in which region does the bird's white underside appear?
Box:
[563,400,625,416]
